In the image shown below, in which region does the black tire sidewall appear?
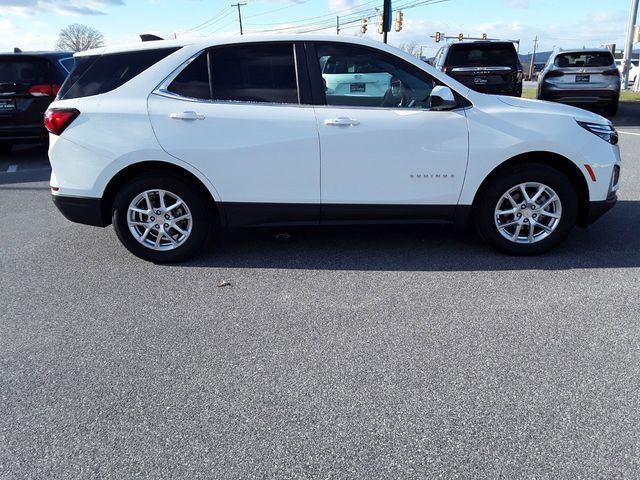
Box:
[476,164,578,255]
[112,174,210,263]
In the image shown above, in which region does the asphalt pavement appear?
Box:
[1,106,639,479]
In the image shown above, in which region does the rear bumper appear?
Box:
[0,124,48,144]
[539,85,619,105]
[52,194,108,227]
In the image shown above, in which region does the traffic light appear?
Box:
[361,17,368,34]
[458,33,464,41]
[378,15,384,34]
[435,31,441,42]
[482,33,487,40]
[394,10,403,32]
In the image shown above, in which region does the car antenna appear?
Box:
[140,34,164,42]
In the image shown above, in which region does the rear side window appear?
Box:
[447,44,518,67]
[0,58,50,84]
[554,52,614,68]
[168,52,211,100]
[211,44,298,104]
[59,47,179,100]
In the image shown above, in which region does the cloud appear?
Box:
[0,0,125,16]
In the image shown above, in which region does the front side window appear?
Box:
[210,43,298,104]
[316,43,435,109]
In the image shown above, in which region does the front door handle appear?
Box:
[324,117,360,127]
[170,111,205,120]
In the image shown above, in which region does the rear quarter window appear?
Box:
[58,47,179,100]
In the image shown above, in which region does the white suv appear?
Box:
[47,35,621,263]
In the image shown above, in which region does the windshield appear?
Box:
[447,44,518,67]
[554,52,614,68]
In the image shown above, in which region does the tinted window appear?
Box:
[168,52,211,99]
[316,43,436,109]
[0,58,50,83]
[447,44,518,67]
[210,44,298,104]
[554,52,614,68]
[59,47,179,100]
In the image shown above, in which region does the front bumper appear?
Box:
[52,195,108,227]
[585,193,617,225]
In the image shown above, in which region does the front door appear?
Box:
[309,42,469,222]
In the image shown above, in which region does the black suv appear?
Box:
[433,41,523,96]
[0,50,73,154]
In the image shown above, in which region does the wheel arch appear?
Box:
[470,151,590,227]
[100,160,221,227]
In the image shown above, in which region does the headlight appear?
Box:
[577,121,618,145]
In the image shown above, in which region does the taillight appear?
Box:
[29,84,61,97]
[44,108,80,135]
[545,70,564,78]
[602,68,620,77]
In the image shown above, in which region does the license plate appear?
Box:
[576,74,590,83]
[0,99,15,112]
[474,77,488,85]
[350,83,365,93]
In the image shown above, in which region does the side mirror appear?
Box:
[429,85,457,110]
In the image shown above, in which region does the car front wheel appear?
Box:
[112,173,210,263]
[476,164,578,255]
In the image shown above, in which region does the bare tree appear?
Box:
[55,24,105,52]
[396,41,422,58]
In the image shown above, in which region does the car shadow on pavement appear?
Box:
[613,102,640,128]
[179,200,639,272]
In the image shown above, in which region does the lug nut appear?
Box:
[156,210,161,215]
[164,223,169,228]
[531,205,536,210]
[165,214,170,220]
[524,219,529,223]
[150,216,155,221]
[532,214,537,219]
[154,224,160,229]
[521,204,526,209]
[517,213,522,218]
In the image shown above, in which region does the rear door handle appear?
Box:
[324,117,360,127]
[170,111,205,120]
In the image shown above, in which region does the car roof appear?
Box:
[0,50,74,58]
[73,34,404,57]
[553,48,613,55]
[446,40,515,47]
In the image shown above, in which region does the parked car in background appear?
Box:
[46,35,620,263]
[615,58,639,85]
[433,41,523,96]
[0,49,73,154]
[538,49,620,116]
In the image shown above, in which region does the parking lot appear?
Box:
[1,104,639,478]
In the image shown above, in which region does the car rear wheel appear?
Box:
[476,164,578,255]
[604,97,619,116]
[112,173,210,263]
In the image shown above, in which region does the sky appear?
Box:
[0,0,634,58]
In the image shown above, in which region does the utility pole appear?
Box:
[231,3,246,35]
[336,16,340,35]
[623,0,639,89]
[528,36,538,81]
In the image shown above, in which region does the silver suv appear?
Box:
[537,49,620,116]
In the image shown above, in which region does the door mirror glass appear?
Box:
[429,85,457,110]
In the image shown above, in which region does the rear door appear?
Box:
[148,42,321,226]
[0,56,62,137]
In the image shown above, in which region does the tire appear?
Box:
[0,143,12,155]
[604,97,619,116]
[475,164,578,255]
[112,173,211,263]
